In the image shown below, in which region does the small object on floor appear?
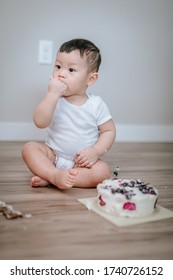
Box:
[0,200,23,219]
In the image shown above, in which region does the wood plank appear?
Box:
[0,141,173,259]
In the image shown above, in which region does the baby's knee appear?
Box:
[96,161,111,181]
[101,161,111,179]
[21,141,36,159]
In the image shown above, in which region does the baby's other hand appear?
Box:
[48,76,67,96]
[75,148,99,168]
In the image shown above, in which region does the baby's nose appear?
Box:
[58,69,66,78]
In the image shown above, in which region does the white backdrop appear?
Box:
[0,0,173,141]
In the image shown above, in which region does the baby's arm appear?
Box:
[34,77,67,128]
[75,119,116,168]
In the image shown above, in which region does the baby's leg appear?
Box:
[22,141,77,189]
[74,160,111,188]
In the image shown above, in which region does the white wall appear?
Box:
[0,0,173,141]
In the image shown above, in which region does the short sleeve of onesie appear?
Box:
[88,94,112,126]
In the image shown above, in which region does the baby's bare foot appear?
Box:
[31,176,49,187]
[53,169,77,189]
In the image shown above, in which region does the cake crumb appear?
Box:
[25,213,32,218]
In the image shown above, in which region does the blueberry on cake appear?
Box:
[97,179,158,217]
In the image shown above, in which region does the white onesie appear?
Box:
[46,93,112,169]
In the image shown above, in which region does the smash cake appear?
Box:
[97,179,158,217]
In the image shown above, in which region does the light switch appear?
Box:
[38,40,53,65]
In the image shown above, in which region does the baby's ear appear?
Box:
[87,72,98,86]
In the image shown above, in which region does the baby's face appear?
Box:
[53,50,91,97]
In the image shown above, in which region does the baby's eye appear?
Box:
[55,64,61,69]
[69,68,75,72]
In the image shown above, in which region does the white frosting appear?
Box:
[97,179,158,217]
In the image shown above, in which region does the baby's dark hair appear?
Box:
[59,38,101,73]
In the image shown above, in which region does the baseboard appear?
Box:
[0,122,173,142]
[0,122,47,141]
[116,124,173,142]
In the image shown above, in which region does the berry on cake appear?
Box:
[97,179,158,217]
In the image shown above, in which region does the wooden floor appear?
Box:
[0,141,173,260]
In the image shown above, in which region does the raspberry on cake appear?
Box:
[97,179,158,217]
